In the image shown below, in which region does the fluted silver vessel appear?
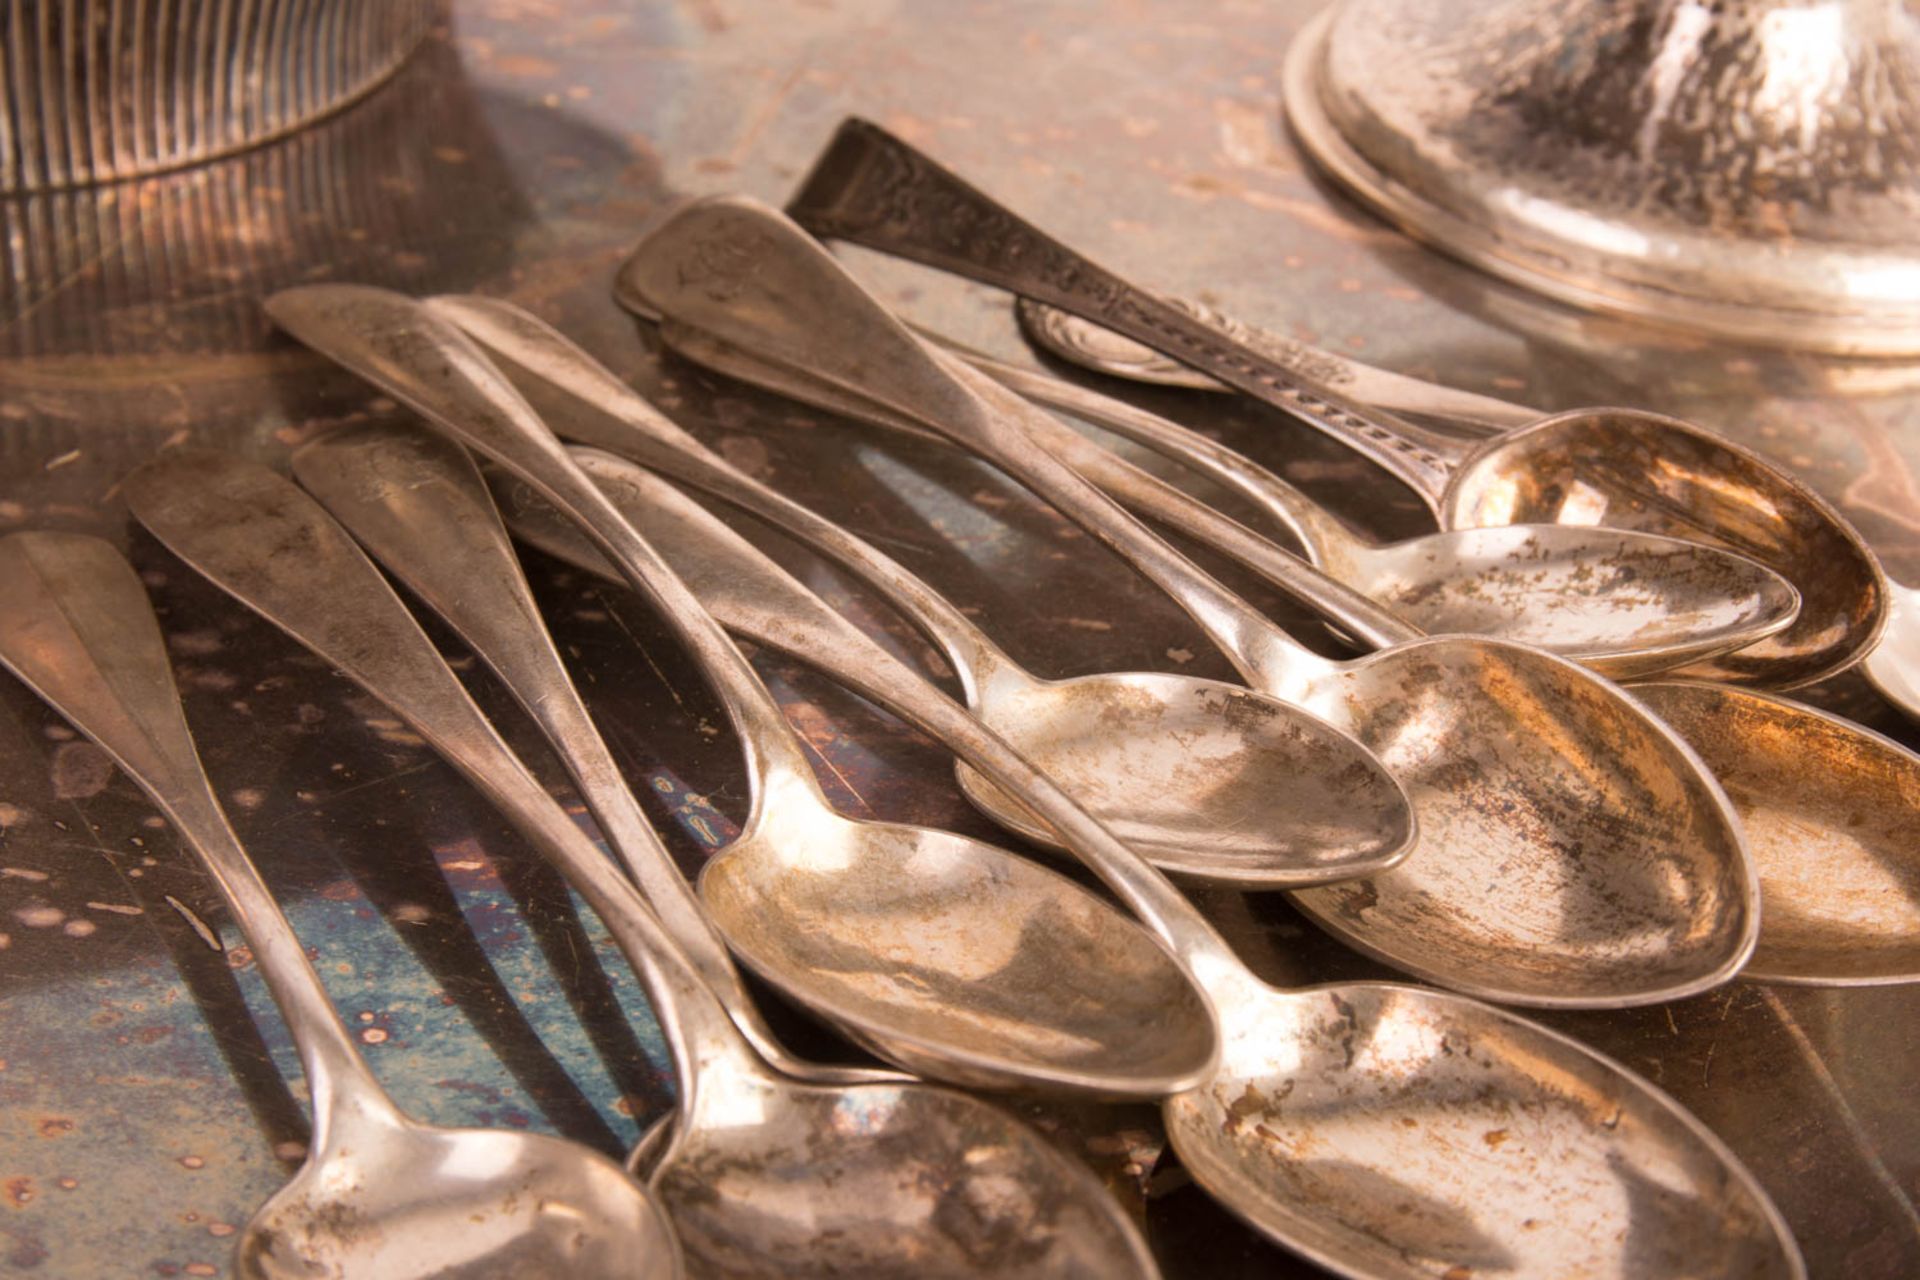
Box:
[1285,0,1920,355]
[1,0,436,192]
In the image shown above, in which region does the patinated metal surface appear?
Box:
[1,1,1917,1276]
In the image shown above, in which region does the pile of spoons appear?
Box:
[13,115,1920,1280]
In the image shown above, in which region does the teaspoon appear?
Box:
[494,445,1806,1280]
[621,194,1761,1010]
[785,117,1887,689]
[934,337,1800,680]
[428,291,1415,887]
[119,451,1166,1280]
[287,420,1213,1094]
[0,531,683,1280]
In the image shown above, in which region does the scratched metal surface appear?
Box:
[1,2,1917,1276]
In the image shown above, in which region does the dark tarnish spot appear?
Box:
[1222,1081,1268,1135]
[49,741,114,800]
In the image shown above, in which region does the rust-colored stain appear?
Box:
[36,1117,73,1139]
[3,1177,34,1208]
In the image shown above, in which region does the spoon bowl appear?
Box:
[699,805,1216,1088]
[1444,407,1886,687]
[240,1117,678,1278]
[1631,680,1920,985]
[1346,522,1796,670]
[1285,637,1758,1005]
[950,670,1417,883]
[1165,977,1798,1280]
[655,1073,1154,1277]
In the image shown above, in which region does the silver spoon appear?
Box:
[784,117,1888,689]
[1864,580,1920,724]
[495,446,1807,1280]
[931,337,1800,681]
[287,420,1213,1096]
[119,450,1166,1280]
[427,291,1415,888]
[0,531,683,1280]
[621,194,1761,1011]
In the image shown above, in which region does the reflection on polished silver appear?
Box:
[501,449,1805,1280]
[1283,1,1920,356]
[941,338,1802,680]
[1865,581,1920,725]
[0,533,683,1280]
[431,292,1415,889]
[290,424,898,1092]
[1630,680,1920,986]
[261,287,1220,1103]
[622,194,1763,1013]
[1015,294,1533,435]
[786,117,1889,690]
[121,451,1163,1280]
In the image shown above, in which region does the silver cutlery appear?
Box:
[120,450,1165,1280]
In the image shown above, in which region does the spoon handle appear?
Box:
[1012,296,1538,435]
[0,532,394,1140]
[264,285,835,822]
[784,117,1465,508]
[422,294,1023,701]
[502,450,1254,997]
[121,451,771,1106]
[287,425,898,1088]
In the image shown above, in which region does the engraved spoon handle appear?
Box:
[784,117,1467,510]
[0,532,392,1136]
[1013,296,1538,435]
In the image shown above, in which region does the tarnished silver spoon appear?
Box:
[120,451,1166,1280]
[935,338,1800,681]
[497,447,1806,1280]
[0,532,683,1280]
[785,117,1887,689]
[620,194,1761,1011]
[428,291,1415,888]
[288,421,1214,1095]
